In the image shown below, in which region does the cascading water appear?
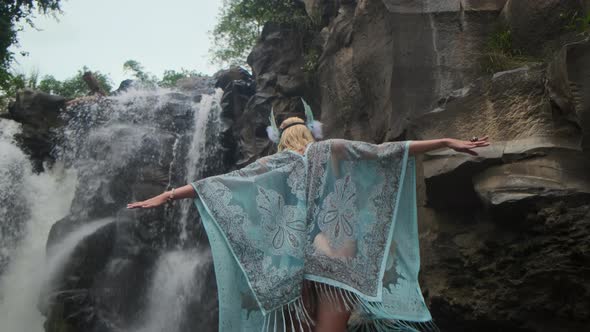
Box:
[178,89,224,244]
[0,78,225,332]
[0,119,29,273]
[131,250,210,332]
[0,119,78,331]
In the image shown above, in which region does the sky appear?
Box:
[10,0,224,87]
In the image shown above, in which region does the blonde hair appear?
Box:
[277,117,315,153]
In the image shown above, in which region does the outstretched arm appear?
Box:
[409,136,489,156]
[127,184,196,209]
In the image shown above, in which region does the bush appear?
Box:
[481,25,537,74]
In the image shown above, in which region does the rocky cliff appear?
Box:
[220,0,590,331]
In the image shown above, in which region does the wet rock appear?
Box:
[40,82,224,332]
[6,89,66,171]
[42,218,157,331]
[214,67,252,90]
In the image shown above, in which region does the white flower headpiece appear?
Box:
[266,98,324,143]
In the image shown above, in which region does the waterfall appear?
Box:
[132,87,223,332]
[0,119,78,332]
[131,250,210,332]
[0,79,224,331]
[178,89,224,243]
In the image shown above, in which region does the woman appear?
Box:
[128,104,489,332]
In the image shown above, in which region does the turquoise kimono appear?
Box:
[191,139,436,331]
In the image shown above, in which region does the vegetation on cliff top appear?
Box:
[0,60,204,111]
[210,0,311,66]
[123,60,204,88]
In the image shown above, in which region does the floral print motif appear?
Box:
[286,160,306,200]
[257,186,306,253]
[317,175,358,247]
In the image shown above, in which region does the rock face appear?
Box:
[315,0,507,142]
[410,47,590,331]
[501,0,587,55]
[225,0,590,331]
[219,22,314,167]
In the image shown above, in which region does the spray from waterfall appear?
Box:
[0,119,78,332]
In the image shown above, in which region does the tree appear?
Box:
[123,59,155,83]
[210,0,310,66]
[0,0,62,89]
[124,60,204,88]
[159,69,203,88]
[36,67,112,98]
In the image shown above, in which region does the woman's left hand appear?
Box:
[445,136,489,155]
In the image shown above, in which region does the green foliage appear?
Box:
[0,72,31,111]
[0,67,112,110]
[36,67,112,98]
[124,59,204,88]
[561,10,590,33]
[1,60,204,112]
[210,0,312,66]
[0,0,62,89]
[159,68,204,88]
[123,59,155,83]
[487,27,514,55]
[481,25,536,74]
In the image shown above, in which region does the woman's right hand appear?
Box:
[127,193,169,209]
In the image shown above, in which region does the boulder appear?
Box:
[7,89,66,171]
[214,67,252,90]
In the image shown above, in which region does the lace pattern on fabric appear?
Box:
[193,139,435,331]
